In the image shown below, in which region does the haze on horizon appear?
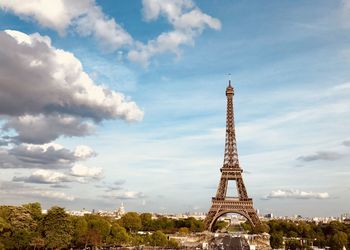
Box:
[0,0,349,217]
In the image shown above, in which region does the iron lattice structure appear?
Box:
[204,81,261,231]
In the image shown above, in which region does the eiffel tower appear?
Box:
[204,81,260,231]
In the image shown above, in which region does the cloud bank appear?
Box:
[0,0,221,65]
[0,30,143,144]
[0,143,95,169]
[128,0,221,66]
[264,189,330,200]
[0,0,132,50]
[297,151,343,162]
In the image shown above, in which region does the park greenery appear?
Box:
[241,219,350,250]
[0,203,203,249]
[0,203,349,249]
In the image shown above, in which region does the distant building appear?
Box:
[115,202,126,218]
[264,213,274,219]
[67,208,92,216]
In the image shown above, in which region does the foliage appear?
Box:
[2,203,350,249]
[149,230,168,247]
[213,220,229,231]
[121,212,142,232]
[178,227,190,235]
[107,222,129,246]
[270,231,284,249]
[268,219,350,250]
[22,202,42,221]
[329,231,348,250]
[42,206,73,249]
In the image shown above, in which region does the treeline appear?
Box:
[0,203,204,249]
[265,219,350,250]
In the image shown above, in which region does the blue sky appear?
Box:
[0,0,349,217]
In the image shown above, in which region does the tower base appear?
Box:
[204,197,260,231]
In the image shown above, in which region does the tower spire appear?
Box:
[224,80,239,169]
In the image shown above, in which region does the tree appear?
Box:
[42,206,73,249]
[88,217,111,240]
[270,231,284,249]
[140,213,153,231]
[71,216,88,247]
[285,239,302,250]
[252,222,269,234]
[330,231,348,250]
[22,202,42,221]
[150,230,168,247]
[121,212,142,232]
[213,220,229,231]
[0,206,36,249]
[108,222,129,246]
[179,227,190,235]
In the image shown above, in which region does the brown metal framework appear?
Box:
[204,81,260,231]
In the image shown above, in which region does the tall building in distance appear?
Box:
[204,81,260,231]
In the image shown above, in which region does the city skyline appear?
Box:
[0,0,349,217]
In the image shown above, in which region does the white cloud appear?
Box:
[0,181,75,201]
[0,0,132,50]
[0,30,143,144]
[0,1,221,65]
[104,190,146,200]
[0,143,96,169]
[74,145,96,159]
[13,169,71,184]
[128,0,221,66]
[264,189,330,200]
[70,164,103,179]
[27,190,75,201]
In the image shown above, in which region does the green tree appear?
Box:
[83,215,111,248]
[150,230,168,247]
[213,220,229,231]
[285,239,302,250]
[140,213,153,231]
[22,202,42,221]
[108,222,129,246]
[42,206,73,249]
[330,231,348,250]
[252,222,270,234]
[0,206,36,249]
[121,212,142,232]
[270,231,284,249]
[0,217,10,233]
[179,227,190,235]
[71,216,88,247]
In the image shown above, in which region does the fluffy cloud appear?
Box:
[0,143,95,169]
[128,0,221,66]
[0,30,143,144]
[12,163,103,184]
[264,189,330,200]
[0,181,75,201]
[0,1,221,65]
[104,190,146,200]
[95,180,126,191]
[297,151,343,162]
[343,140,350,147]
[13,169,71,184]
[70,164,103,180]
[3,115,94,144]
[0,0,132,50]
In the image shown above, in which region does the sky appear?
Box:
[0,0,349,218]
